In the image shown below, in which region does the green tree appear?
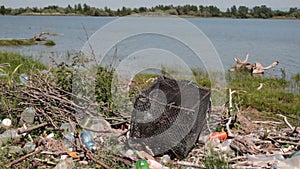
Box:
[238,6,249,18]
[289,7,299,18]
[77,3,82,13]
[83,3,90,13]
[65,5,73,14]
[0,5,5,15]
[138,7,147,13]
[32,7,39,13]
[252,5,272,18]
[231,5,237,16]
[208,5,220,17]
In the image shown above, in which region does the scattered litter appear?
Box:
[135,159,150,169]
[1,118,12,128]
[20,107,36,124]
[23,142,36,153]
[80,130,95,151]
[19,73,29,84]
[208,131,228,141]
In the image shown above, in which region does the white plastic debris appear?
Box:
[1,118,12,128]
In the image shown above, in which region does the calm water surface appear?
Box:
[0,16,299,77]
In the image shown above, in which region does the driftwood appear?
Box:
[230,53,279,74]
[31,32,58,41]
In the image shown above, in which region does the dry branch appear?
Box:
[18,122,48,134]
[278,114,294,131]
[8,146,43,167]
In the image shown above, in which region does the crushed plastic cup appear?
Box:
[80,130,95,151]
[19,73,29,84]
[60,122,75,135]
[63,132,75,151]
[23,142,36,153]
[161,155,171,164]
[60,123,75,151]
[79,117,111,138]
[20,107,36,124]
[0,129,21,146]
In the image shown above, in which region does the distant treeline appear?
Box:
[1,4,300,19]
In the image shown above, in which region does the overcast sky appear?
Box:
[0,0,299,11]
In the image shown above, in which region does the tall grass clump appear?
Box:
[0,39,37,46]
[44,40,56,46]
[228,72,300,119]
[0,51,46,83]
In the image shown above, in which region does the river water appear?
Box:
[0,16,299,78]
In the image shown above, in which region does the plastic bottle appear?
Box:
[60,123,75,151]
[80,130,95,151]
[63,132,75,151]
[135,159,150,169]
[208,131,228,141]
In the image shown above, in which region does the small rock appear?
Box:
[8,146,23,154]
[54,158,74,169]
[79,160,89,165]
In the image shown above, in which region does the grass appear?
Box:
[0,39,56,46]
[228,72,300,122]
[1,50,298,120]
[44,40,56,46]
[0,51,46,76]
[0,39,37,46]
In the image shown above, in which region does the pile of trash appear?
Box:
[0,72,299,169]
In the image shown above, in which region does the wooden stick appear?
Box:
[8,146,43,167]
[18,122,48,134]
[252,121,283,125]
[229,89,236,110]
[176,161,205,168]
[278,114,294,131]
[226,116,234,137]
